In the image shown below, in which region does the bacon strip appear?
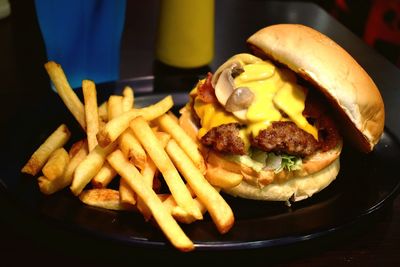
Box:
[197,72,217,103]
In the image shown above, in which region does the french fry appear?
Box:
[122,86,134,112]
[91,161,117,188]
[79,188,135,211]
[162,194,178,214]
[119,128,147,170]
[141,158,158,187]
[98,119,106,132]
[119,178,136,205]
[38,143,88,195]
[157,194,170,202]
[178,107,200,143]
[42,148,69,180]
[26,61,248,252]
[167,111,179,123]
[172,199,207,224]
[44,61,86,129]
[82,80,100,151]
[166,139,234,234]
[97,95,173,147]
[22,124,71,176]
[107,95,123,120]
[98,101,108,123]
[205,165,243,188]
[163,190,208,224]
[70,142,117,196]
[134,95,174,120]
[130,116,202,220]
[137,158,157,221]
[107,150,194,252]
[156,113,206,173]
[155,131,170,148]
[68,139,86,158]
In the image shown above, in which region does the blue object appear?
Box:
[35,0,126,89]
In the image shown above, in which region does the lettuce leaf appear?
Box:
[274,154,302,173]
[225,149,302,174]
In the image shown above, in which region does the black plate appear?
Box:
[1,77,400,251]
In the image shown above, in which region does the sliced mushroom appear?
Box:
[214,64,239,106]
[211,53,262,87]
[213,53,263,121]
[225,87,254,112]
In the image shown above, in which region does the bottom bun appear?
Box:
[223,158,340,202]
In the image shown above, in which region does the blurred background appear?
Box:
[121,0,400,77]
[1,0,399,85]
[316,0,400,67]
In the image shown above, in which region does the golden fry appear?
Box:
[42,148,69,180]
[166,139,234,234]
[157,113,206,173]
[68,139,86,158]
[91,161,117,188]
[44,61,86,129]
[172,199,207,224]
[107,150,194,252]
[119,128,147,170]
[70,142,117,196]
[130,116,202,220]
[155,131,170,148]
[107,95,123,120]
[137,158,157,221]
[178,107,199,142]
[98,101,108,123]
[79,188,134,211]
[38,143,88,195]
[97,95,173,147]
[21,124,71,176]
[162,192,207,224]
[119,178,136,205]
[122,86,134,112]
[205,165,243,188]
[82,80,99,151]
[167,111,179,123]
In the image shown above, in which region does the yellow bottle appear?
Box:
[156,0,214,68]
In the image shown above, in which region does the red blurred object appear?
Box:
[364,0,400,46]
[364,0,400,66]
[329,0,400,67]
[335,0,349,12]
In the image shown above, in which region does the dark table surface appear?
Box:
[1,0,400,266]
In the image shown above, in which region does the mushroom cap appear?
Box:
[213,54,261,121]
[247,24,385,152]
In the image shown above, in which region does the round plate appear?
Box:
[2,77,400,251]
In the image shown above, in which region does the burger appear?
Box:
[179,24,385,202]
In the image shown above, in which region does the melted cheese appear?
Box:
[273,82,318,139]
[193,59,318,152]
[194,98,239,138]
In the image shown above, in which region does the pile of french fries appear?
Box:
[21,61,238,252]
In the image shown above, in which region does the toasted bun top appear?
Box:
[247,24,385,152]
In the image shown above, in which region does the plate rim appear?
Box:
[2,77,400,251]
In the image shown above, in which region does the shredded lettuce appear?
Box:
[225,149,302,174]
[226,154,264,172]
[274,154,302,173]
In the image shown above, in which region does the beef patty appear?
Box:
[250,121,319,157]
[201,123,246,155]
[200,120,340,158]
